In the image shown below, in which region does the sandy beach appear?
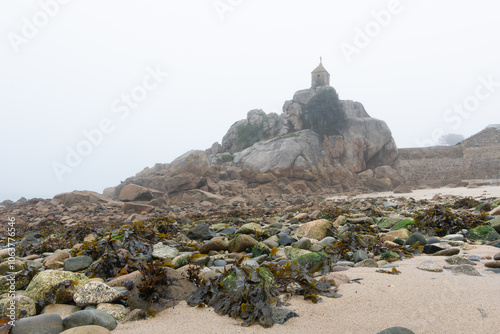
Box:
[113,186,500,334]
[328,185,500,201]
[113,245,500,334]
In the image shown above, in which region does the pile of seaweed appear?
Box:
[186,260,340,327]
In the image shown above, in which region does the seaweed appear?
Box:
[376,267,401,275]
[453,197,480,209]
[137,261,170,302]
[187,262,341,327]
[414,205,486,236]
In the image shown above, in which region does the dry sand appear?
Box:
[327,185,500,201]
[113,186,500,334]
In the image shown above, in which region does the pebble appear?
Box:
[336,261,355,267]
[447,264,481,276]
[11,313,63,334]
[494,253,500,260]
[380,263,399,268]
[433,248,460,256]
[426,237,441,244]
[60,325,111,334]
[377,327,415,334]
[417,261,443,272]
[73,282,124,307]
[354,259,378,268]
[466,255,482,262]
[484,261,500,268]
[331,266,349,272]
[63,309,117,331]
[447,240,465,247]
[213,259,227,267]
[445,256,476,266]
[444,234,465,241]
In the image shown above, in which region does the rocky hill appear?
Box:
[112,85,402,204]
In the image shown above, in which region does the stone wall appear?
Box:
[395,128,500,186]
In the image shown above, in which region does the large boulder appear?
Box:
[53,191,112,206]
[118,184,154,202]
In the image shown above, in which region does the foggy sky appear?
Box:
[1,0,499,201]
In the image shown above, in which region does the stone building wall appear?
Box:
[395,128,500,186]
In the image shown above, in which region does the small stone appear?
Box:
[423,244,445,254]
[96,303,130,321]
[11,313,63,334]
[63,309,117,331]
[107,271,141,287]
[0,259,25,275]
[417,261,443,272]
[445,256,476,266]
[73,282,124,306]
[228,234,258,253]
[377,327,415,334]
[186,224,216,241]
[380,263,399,268]
[426,237,441,244]
[355,258,378,268]
[353,250,368,263]
[448,264,481,276]
[494,253,500,260]
[213,259,227,267]
[199,237,228,254]
[43,250,70,269]
[152,242,179,260]
[236,222,263,235]
[42,304,82,319]
[404,233,427,246]
[293,238,313,250]
[64,256,93,272]
[277,233,297,246]
[319,237,336,245]
[0,295,36,319]
[433,248,460,256]
[444,234,465,241]
[336,261,355,267]
[60,325,111,334]
[484,261,500,268]
[294,219,332,241]
[466,255,482,262]
[384,229,411,242]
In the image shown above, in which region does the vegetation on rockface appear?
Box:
[302,87,346,137]
[413,205,486,237]
[236,121,267,151]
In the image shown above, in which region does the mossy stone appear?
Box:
[391,219,415,230]
[295,252,327,268]
[468,225,500,241]
[24,270,89,305]
[380,251,401,262]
